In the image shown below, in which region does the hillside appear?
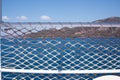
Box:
[23,17,120,38]
[24,27,120,38]
[93,17,120,23]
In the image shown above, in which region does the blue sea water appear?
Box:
[1,38,120,80]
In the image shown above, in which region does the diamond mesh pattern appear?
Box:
[1,38,120,70]
[2,72,120,80]
[1,22,120,80]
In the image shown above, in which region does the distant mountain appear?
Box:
[23,17,120,38]
[93,17,120,23]
[24,27,120,38]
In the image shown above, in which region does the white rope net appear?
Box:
[0,22,120,80]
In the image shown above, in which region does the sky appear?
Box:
[2,0,120,22]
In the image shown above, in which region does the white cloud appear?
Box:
[2,16,10,20]
[40,15,51,20]
[16,16,28,20]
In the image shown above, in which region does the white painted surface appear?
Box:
[1,69,120,74]
[94,75,120,80]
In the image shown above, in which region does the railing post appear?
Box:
[0,0,2,79]
[0,0,2,22]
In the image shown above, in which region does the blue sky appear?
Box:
[2,0,120,22]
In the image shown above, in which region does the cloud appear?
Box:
[2,16,10,20]
[40,15,51,20]
[16,16,28,20]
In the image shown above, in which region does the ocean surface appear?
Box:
[1,38,120,80]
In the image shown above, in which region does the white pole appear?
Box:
[1,69,120,74]
[0,0,2,22]
[0,0,2,79]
